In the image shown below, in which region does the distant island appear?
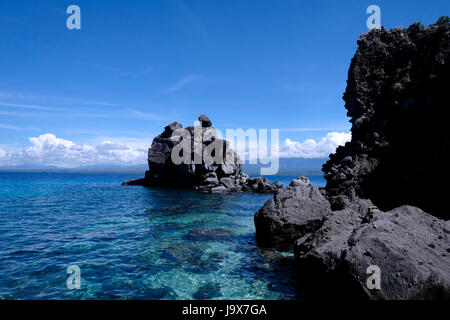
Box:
[0,158,325,176]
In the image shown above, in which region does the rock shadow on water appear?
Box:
[192,283,222,300]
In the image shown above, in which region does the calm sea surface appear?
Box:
[0,172,325,300]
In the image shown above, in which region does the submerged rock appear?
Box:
[185,228,233,241]
[193,283,222,300]
[145,286,178,300]
[162,244,204,264]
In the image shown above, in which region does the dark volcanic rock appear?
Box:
[254,176,332,249]
[198,114,212,127]
[122,114,280,193]
[121,178,146,186]
[294,205,450,300]
[253,19,450,300]
[323,20,450,219]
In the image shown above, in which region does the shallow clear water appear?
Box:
[0,172,325,300]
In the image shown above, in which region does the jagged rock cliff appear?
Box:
[254,18,450,300]
[123,114,283,193]
[323,19,450,219]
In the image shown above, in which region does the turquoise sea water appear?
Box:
[0,172,325,300]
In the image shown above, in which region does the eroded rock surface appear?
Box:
[254,19,450,300]
[123,114,282,193]
[294,205,450,300]
[254,176,331,249]
[323,19,450,219]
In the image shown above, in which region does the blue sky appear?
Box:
[0,0,448,166]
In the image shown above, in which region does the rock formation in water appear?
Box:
[123,114,283,193]
[254,18,450,300]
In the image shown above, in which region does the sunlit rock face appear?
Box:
[323,20,450,219]
[124,114,283,193]
[254,19,450,300]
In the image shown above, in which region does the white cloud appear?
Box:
[227,130,351,160]
[280,131,351,158]
[0,131,351,168]
[0,133,148,168]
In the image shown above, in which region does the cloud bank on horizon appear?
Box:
[0,131,351,168]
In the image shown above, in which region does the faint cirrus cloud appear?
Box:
[0,101,77,111]
[0,92,120,107]
[163,75,202,93]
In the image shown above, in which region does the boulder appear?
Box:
[210,185,229,193]
[272,182,284,189]
[198,114,212,128]
[294,205,450,300]
[219,177,235,190]
[254,176,332,249]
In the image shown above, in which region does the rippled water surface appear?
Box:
[0,172,325,300]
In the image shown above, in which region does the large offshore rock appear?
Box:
[254,176,332,249]
[294,205,450,300]
[123,114,280,193]
[323,19,450,219]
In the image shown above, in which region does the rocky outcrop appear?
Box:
[123,114,283,193]
[323,19,450,219]
[294,205,450,300]
[254,19,450,300]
